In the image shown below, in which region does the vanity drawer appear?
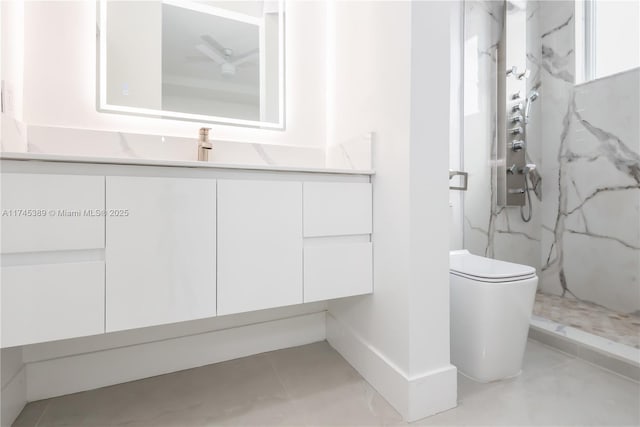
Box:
[303,242,373,303]
[1,174,105,254]
[1,262,105,348]
[303,182,372,237]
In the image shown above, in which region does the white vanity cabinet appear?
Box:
[217,180,303,315]
[1,173,106,348]
[105,176,217,332]
[0,157,373,348]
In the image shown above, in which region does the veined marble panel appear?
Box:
[537,3,639,314]
[463,0,542,270]
[1,125,348,171]
[463,0,638,316]
[555,70,640,313]
[1,125,375,172]
[536,0,575,298]
[325,132,373,171]
[462,0,503,258]
[0,117,28,153]
[24,126,327,168]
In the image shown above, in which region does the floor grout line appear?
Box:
[264,351,294,402]
[32,400,51,427]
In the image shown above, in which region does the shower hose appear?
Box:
[520,172,532,222]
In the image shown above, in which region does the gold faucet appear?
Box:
[198,128,212,161]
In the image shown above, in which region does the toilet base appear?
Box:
[458,369,523,384]
[450,273,538,383]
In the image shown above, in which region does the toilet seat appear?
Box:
[449,250,536,283]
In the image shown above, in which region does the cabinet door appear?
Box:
[1,262,105,348]
[217,180,303,315]
[1,173,105,253]
[106,176,216,332]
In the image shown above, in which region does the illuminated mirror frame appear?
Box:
[97,0,285,129]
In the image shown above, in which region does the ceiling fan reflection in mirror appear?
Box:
[188,34,259,77]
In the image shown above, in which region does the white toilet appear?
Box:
[449,250,538,383]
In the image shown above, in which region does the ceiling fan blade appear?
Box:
[201,35,226,54]
[231,49,259,66]
[184,55,212,63]
[195,43,226,65]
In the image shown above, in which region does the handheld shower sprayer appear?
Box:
[524,90,539,124]
[520,91,538,222]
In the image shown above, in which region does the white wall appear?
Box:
[0,0,23,122]
[327,1,458,422]
[0,0,27,152]
[329,0,411,370]
[407,0,457,379]
[19,0,326,146]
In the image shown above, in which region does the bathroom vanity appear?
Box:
[0,154,374,348]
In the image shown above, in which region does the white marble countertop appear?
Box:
[0,152,375,175]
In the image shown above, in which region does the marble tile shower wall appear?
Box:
[537,1,639,315]
[463,0,501,259]
[463,0,640,315]
[463,0,542,270]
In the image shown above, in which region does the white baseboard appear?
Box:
[407,363,458,421]
[326,313,457,422]
[26,311,326,401]
[1,366,27,427]
[326,313,410,416]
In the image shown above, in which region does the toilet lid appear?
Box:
[449,250,536,282]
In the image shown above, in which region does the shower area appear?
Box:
[456,0,639,363]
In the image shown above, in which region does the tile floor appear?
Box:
[534,292,640,349]
[13,340,640,426]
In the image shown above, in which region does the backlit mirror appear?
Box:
[98,0,284,128]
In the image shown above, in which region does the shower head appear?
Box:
[524,90,539,124]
